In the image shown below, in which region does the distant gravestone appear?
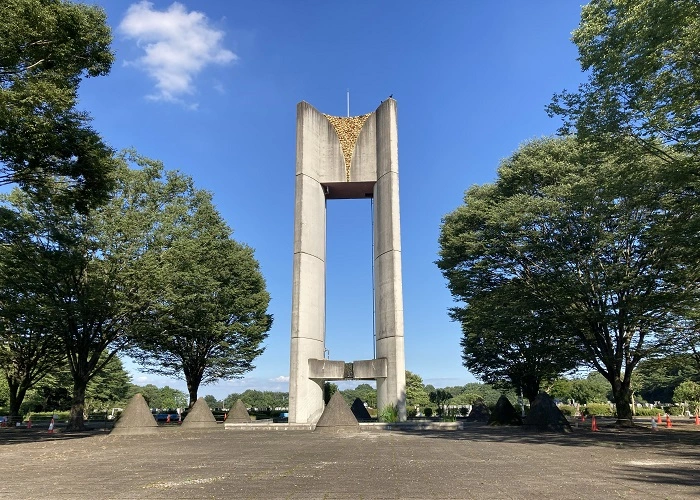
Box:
[315,392,360,433]
[467,400,490,422]
[488,395,523,426]
[181,398,218,430]
[228,399,252,423]
[110,393,158,435]
[525,392,572,433]
[350,398,371,421]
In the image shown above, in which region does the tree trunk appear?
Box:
[186,376,201,408]
[610,377,634,425]
[7,379,28,419]
[67,379,87,431]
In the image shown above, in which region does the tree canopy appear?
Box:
[549,0,700,159]
[0,0,116,210]
[126,160,272,406]
[438,136,700,422]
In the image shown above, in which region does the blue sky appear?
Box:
[77,1,586,400]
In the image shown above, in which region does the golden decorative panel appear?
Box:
[324,113,371,181]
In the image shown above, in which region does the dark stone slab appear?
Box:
[466,401,490,422]
[350,397,372,421]
[488,395,523,426]
[524,392,572,433]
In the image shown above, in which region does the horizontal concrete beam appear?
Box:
[308,358,388,380]
[353,358,388,379]
[308,359,345,380]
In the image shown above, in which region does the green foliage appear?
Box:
[558,405,577,416]
[570,373,610,405]
[378,404,398,423]
[438,135,699,422]
[423,407,433,418]
[340,383,377,409]
[636,355,700,403]
[83,355,131,417]
[224,390,288,411]
[429,389,452,416]
[0,377,8,406]
[664,405,685,417]
[0,0,116,210]
[323,382,338,405]
[549,0,700,157]
[128,384,187,409]
[673,381,700,413]
[634,407,664,417]
[204,395,221,409]
[583,403,615,417]
[405,371,429,409]
[125,154,272,405]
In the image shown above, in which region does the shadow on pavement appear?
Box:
[0,427,110,445]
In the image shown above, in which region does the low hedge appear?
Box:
[26,411,70,422]
[558,405,577,416]
[582,403,615,417]
[634,407,664,417]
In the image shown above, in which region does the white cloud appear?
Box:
[119,1,236,103]
[271,375,290,383]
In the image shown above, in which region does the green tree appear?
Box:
[438,137,699,423]
[673,381,700,414]
[83,355,130,418]
[547,378,574,403]
[323,382,338,405]
[0,201,67,417]
[0,0,116,211]
[127,168,272,406]
[203,395,220,409]
[548,0,700,158]
[454,278,582,404]
[636,354,700,403]
[405,371,430,409]
[570,372,610,405]
[429,389,451,416]
[2,153,210,429]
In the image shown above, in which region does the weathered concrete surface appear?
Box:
[1,423,699,499]
[227,399,251,423]
[110,393,158,435]
[290,100,406,423]
[181,398,217,430]
[314,392,360,433]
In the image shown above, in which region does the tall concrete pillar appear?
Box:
[289,99,406,423]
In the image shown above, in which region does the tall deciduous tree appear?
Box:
[0,195,67,417]
[438,137,699,423]
[0,0,116,210]
[405,371,430,409]
[127,168,272,406]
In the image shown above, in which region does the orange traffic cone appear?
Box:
[47,417,55,434]
[695,412,699,426]
[591,415,599,432]
[665,414,672,428]
[657,413,662,425]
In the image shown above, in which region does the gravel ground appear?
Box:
[1,420,699,499]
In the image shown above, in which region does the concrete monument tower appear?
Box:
[289,99,406,424]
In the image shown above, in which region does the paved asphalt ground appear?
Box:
[1,420,699,499]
